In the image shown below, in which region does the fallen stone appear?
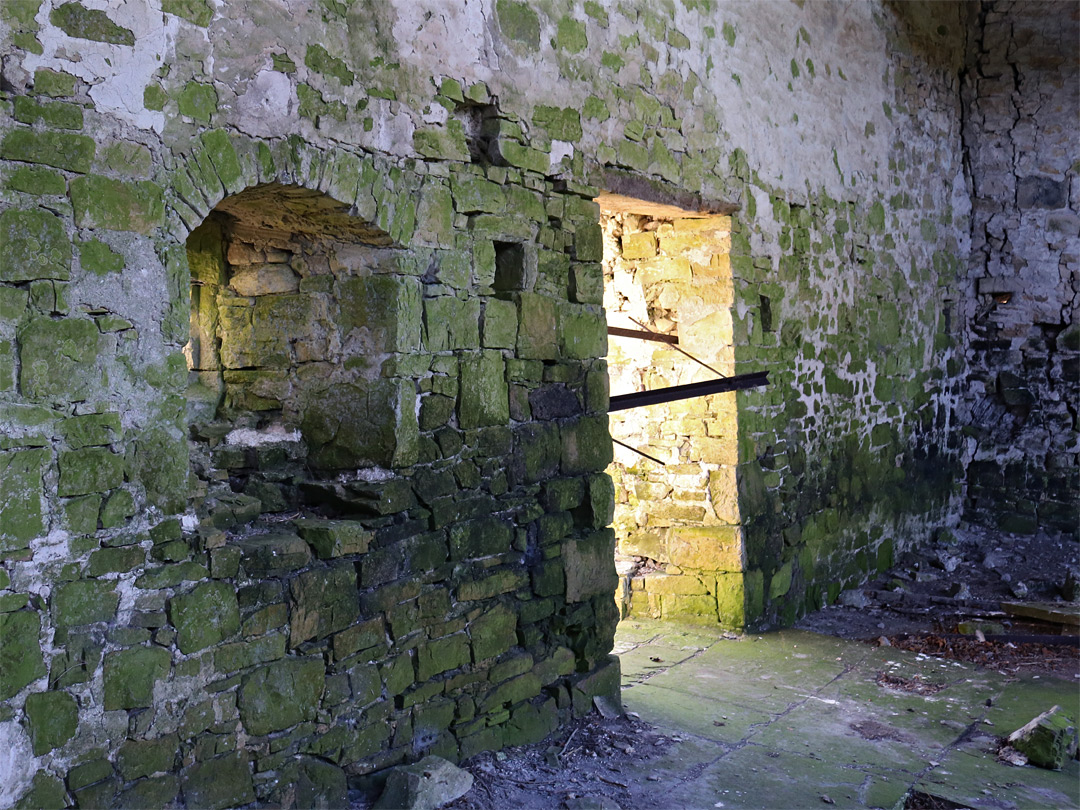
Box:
[836,589,870,608]
[1006,705,1079,770]
[373,756,473,810]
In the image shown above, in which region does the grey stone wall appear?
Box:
[960,0,1079,539]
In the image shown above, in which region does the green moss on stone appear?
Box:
[143,84,167,111]
[238,658,324,736]
[0,208,70,282]
[103,645,170,710]
[177,81,217,123]
[181,752,255,810]
[57,447,123,497]
[14,772,67,810]
[0,610,46,699]
[305,43,354,85]
[33,68,74,97]
[13,96,82,130]
[169,581,240,654]
[69,175,164,233]
[87,545,144,576]
[289,563,360,646]
[496,0,540,48]
[5,166,65,195]
[0,449,47,548]
[52,579,118,626]
[555,16,587,52]
[414,121,471,162]
[533,105,582,141]
[459,350,509,429]
[25,690,79,755]
[50,2,133,44]
[130,427,189,514]
[161,0,212,26]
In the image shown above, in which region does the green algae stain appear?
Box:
[50,2,134,45]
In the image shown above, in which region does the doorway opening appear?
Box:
[599,193,745,627]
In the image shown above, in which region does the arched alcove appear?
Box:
[184,183,418,510]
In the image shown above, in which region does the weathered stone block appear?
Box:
[87,545,144,576]
[458,350,509,429]
[13,772,68,810]
[333,617,387,662]
[0,449,47,549]
[302,378,418,470]
[214,632,286,674]
[69,175,164,233]
[1,129,95,173]
[294,518,372,558]
[169,581,240,654]
[52,579,118,627]
[417,633,470,680]
[289,563,360,647]
[665,526,744,571]
[482,298,518,349]
[513,423,561,484]
[181,751,255,810]
[0,209,70,282]
[18,317,102,402]
[516,293,558,359]
[238,658,324,736]
[560,415,613,475]
[117,734,178,780]
[0,611,46,699]
[457,569,527,601]
[57,447,124,497]
[103,646,171,710]
[564,529,617,603]
[449,516,513,560]
[236,532,312,576]
[470,603,518,661]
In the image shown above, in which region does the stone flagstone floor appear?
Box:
[612,620,1080,810]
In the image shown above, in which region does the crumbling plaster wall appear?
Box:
[960,0,1080,540]
[0,0,980,806]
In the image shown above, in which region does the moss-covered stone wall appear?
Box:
[1,0,1054,805]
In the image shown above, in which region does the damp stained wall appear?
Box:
[0,0,1069,807]
[959,0,1080,540]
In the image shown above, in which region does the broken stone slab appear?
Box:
[1000,601,1080,630]
[372,756,473,810]
[1006,705,1079,769]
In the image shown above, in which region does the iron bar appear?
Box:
[611,437,667,466]
[608,371,769,412]
[607,326,679,345]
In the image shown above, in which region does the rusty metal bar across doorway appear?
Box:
[607,326,679,345]
[608,371,769,412]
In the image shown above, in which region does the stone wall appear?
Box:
[0,0,1052,805]
[960,0,1080,540]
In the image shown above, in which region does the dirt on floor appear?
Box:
[795,524,1079,681]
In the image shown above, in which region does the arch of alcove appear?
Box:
[599,193,746,628]
[183,182,418,511]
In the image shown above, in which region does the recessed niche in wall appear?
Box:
[183,183,418,507]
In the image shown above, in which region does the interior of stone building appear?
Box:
[0,1,1076,808]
